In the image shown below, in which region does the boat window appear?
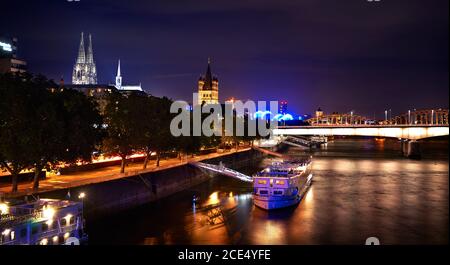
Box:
[275,180,285,185]
[259,190,268,195]
[60,218,67,226]
[69,216,75,225]
[257,180,267,185]
[42,223,49,232]
[31,226,38,235]
[274,190,283,195]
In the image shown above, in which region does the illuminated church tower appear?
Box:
[198,58,219,105]
[72,32,97,84]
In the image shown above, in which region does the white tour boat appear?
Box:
[253,158,313,210]
[0,198,87,245]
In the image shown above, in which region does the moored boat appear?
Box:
[253,158,313,210]
[0,198,87,245]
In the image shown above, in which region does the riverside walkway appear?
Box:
[0,148,251,199]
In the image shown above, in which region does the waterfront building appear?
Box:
[198,58,219,105]
[315,107,324,119]
[0,36,27,74]
[308,108,367,125]
[72,32,97,85]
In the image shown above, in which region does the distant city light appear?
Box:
[0,203,9,215]
[254,110,272,119]
[0,41,12,52]
[273,113,294,121]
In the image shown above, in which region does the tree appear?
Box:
[26,76,65,191]
[148,97,176,167]
[57,88,104,165]
[0,73,42,192]
[29,87,103,190]
[102,92,145,173]
[134,95,157,169]
[0,73,104,192]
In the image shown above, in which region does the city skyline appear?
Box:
[0,0,449,251]
[0,0,448,117]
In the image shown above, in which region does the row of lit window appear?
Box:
[201,93,216,98]
[38,232,72,245]
[0,216,76,243]
[257,179,285,185]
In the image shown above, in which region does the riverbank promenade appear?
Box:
[0,148,251,198]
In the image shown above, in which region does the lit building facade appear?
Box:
[198,58,219,105]
[72,32,97,84]
[315,107,324,119]
[308,108,368,125]
[0,36,27,74]
[114,60,143,92]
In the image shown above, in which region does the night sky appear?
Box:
[1,0,448,117]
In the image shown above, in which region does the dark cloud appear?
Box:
[1,0,448,117]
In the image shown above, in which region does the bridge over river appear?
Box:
[273,125,449,158]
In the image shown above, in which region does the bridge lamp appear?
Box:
[431,110,434,125]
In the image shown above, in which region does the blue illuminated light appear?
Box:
[273,113,294,121]
[254,110,272,119]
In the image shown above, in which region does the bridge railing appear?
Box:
[277,124,449,129]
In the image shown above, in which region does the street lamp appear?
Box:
[408,110,411,125]
[431,110,434,125]
[0,203,8,215]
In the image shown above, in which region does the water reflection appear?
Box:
[88,138,449,245]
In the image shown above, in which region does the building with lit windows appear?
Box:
[308,108,368,125]
[197,58,219,105]
[0,36,27,74]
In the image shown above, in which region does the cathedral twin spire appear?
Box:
[72,32,97,84]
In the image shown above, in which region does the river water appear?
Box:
[88,138,449,245]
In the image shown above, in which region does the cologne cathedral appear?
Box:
[72,32,97,84]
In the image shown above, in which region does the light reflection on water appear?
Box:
[88,138,448,245]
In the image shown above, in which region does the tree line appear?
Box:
[0,73,260,193]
